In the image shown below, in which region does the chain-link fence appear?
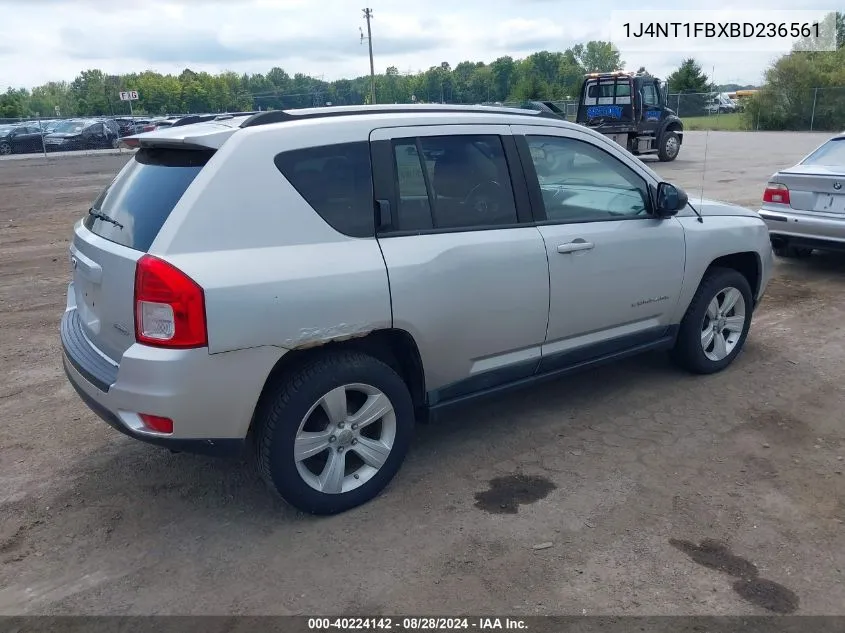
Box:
[0,113,259,157]
[666,88,845,131]
[3,87,845,160]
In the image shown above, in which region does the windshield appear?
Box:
[52,120,86,133]
[802,138,845,167]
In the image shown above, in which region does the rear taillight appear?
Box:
[134,255,207,348]
[763,183,790,205]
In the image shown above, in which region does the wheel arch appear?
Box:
[662,117,684,143]
[704,252,761,305]
[247,328,427,442]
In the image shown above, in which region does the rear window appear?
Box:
[84,148,213,251]
[274,141,374,238]
[802,138,845,167]
[587,82,631,98]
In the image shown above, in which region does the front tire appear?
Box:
[658,131,681,162]
[671,268,753,375]
[0,142,11,155]
[254,351,415,515]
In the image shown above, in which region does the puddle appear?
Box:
[474,474,556,514]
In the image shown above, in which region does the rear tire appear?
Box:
[658,131,680,162]
[254,351,415,515]
[774,245,812,258]
[671,267,753,375]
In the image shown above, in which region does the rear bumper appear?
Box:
[760,207,845,250]
[61,355,245,457]
[61,299,285,456]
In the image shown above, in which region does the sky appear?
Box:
[0,0,840,92]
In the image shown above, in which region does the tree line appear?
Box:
[0,41,627,119]
[1,12,843,130]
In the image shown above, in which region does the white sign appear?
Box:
[119,90,139,101]
[610,10,837,52]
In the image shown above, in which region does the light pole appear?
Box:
[361,8,376,104]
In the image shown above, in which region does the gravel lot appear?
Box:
[1,131,844,616]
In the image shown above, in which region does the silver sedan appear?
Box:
[759,131,845,257]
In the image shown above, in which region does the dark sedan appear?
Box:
[0,124,46,155]
[43,119,119,151]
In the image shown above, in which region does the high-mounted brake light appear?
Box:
[134,255,207,349]
[763,183,791,205]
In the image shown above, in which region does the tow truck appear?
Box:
[575,71,684,162]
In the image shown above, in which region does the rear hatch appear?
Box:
[576,76,635,128]
[70,146,214,362]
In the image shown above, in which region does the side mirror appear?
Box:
[655,182,688,217]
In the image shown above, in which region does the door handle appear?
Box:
[557,241,594,254]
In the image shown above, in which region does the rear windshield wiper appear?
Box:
[88,208,123,230]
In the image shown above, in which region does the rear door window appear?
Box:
[84,147,213,251]
[274,141,374,238]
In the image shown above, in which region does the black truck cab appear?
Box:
[576,71,683,161]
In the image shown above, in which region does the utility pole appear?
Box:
[361,8,376,104]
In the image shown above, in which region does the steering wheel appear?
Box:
[463,180,504,216]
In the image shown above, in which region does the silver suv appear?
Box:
[61,105,774,514]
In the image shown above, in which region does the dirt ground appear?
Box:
[1,132,844,616]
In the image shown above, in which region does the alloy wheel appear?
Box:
[700,286,746,361]
[294,383,396,494]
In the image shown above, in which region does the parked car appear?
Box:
[129,119,152,132]
[134,118,168,133]
[102,118,120,140]
[153,117,181,130]
[0,123,45,155]
[44,119,118,151]
[42,120,64,134]
[759,130,845,256]
[61,104,773,515]
[113,117,143,137]
[704,93,738,115]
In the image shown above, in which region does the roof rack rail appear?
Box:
[239,104,560,128]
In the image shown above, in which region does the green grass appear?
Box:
[682,113,752,131]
